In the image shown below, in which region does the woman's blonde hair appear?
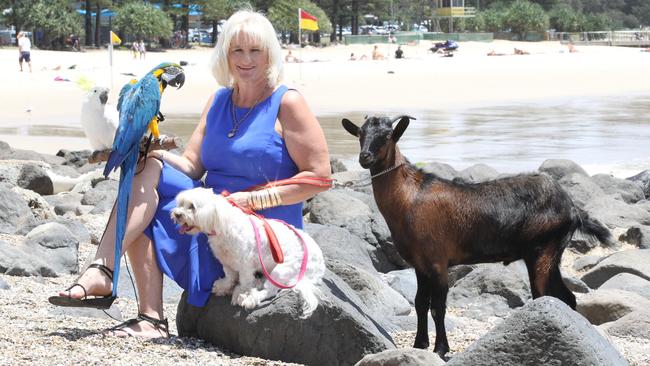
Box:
[210,10,284,88]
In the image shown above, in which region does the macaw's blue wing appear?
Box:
[104,73,161,297]
[104,75,161,177]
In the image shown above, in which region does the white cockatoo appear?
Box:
[80,87,119,150]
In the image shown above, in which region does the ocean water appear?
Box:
[1,94,648,179]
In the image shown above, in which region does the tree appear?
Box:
[548,4,582,31]
[24,0,82,49]
[268,0,331,44]
[114,2,173,43]
[503,0,548,39]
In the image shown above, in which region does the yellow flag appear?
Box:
[110,31,121,45]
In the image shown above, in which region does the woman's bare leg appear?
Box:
[57,158,164,321]
[110,233,166,337]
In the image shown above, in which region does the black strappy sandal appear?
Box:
[48,263,117,310]
[107,313,169,338]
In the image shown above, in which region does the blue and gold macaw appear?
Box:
[104,62,185,297]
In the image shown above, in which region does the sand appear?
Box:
[1,40,649,154]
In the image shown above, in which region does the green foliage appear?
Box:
[549,4,582,32]
[473,8,505,32]
[268,0,331,34]
[22,0,82,49]
[114,2,173,41]
[503,0,549,38]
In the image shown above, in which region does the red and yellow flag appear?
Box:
[299,9,318,31]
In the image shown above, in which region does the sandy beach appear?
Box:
[1,40,649,154]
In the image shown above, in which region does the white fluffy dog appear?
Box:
[171,187,325,317]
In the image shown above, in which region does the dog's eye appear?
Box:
[188,203,195,210]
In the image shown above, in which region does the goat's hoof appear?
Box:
[434,346,449,358]
[413,340,429,349]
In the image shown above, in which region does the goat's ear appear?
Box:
[391,115,415,142]
[342,118,360,137]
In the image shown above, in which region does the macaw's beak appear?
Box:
[99,90,108,104]
[161,66,185,89]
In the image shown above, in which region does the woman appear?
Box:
[49,10,331,338]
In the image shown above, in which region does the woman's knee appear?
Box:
[134,157,164,187]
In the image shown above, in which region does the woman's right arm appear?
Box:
[149,92,216,180]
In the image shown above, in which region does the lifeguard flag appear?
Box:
[299,9,318,31]
[110,31,121,45]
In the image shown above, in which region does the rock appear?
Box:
[618,225,650,249]
[308,190,375,244]
[331,170,372,195]
[328,261,411,316]
[448,264,476,287]
[355,348,446,366]
[24,222,79,275]
[421,161,458,180]
[12,186,56,221]
[83,180,117,214]
[176,270,395,366]
[384,314,455,333]
[0,240,55,277]
[592,174,644,204]
[573,255,602,272]
[562,274,590,293]
[577,289,650,325]
[17,163,53,195]
[0,184,36,234]
[557,173,606,208]
[599,273,650,299]
[0,276,9,290]
[539,159,589,180]
[447,297,628,366]
[584,196,650,230]
[447,263,531,320]
[56,149,93,168]
[458,164,499,183]
[601,309,650,340]
[330,157,347,173]
[306,223,377,274]
[627,170,650,198]
[382,268,417,305]
[581,249,650,288]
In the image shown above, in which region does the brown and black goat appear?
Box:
[342,115,611,358]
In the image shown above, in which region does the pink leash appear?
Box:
[249,216,309,289]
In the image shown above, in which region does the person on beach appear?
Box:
[48,9,330,338]
[372,45,385,60]
[17,31,32,73]
[131,41,140,59]
[394,45,404,59]
[138,40,146,60]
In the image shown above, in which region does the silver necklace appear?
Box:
[228,92,262,138]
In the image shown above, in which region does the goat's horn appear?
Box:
[392,115,416,124]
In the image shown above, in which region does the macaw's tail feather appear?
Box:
[111,150,138,297]
[104,150,125,178]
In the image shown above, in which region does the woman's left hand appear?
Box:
[227,191,252,210]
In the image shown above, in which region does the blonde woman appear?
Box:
[49,10,330,338]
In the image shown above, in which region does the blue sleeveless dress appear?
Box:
[145,85,302,307]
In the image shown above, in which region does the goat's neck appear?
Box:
[370,146,415,208]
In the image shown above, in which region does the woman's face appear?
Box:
[228,32,268,85]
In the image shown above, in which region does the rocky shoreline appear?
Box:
[1,141,649,365]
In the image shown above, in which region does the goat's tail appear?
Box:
[293,280,321,319]
[575,207,612,245]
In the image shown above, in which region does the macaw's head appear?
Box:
[150,62,185,90]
